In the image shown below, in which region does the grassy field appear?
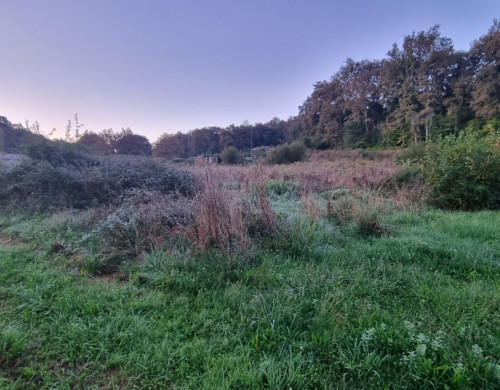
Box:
[1,153,499,389]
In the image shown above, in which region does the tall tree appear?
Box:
[299,79,345,148]
[381,26,454,143]
[153,132,186,159]
[470,20,500,118]
[113,128,152,156]
[78,131,113,155]
[337,59,384,146]
[187,127,220,156]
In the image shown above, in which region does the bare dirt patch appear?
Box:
[0,233,26,246]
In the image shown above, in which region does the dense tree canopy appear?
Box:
[78,128,152,156]
[298,22,500,148]
[152,118,295,159]
[153,132,186,159]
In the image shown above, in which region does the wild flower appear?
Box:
[431,334,443,350]
[416,333,429,344]
[361,328,376,343]
[454,362,465,372]
[471,344,483,356]
[402,351,417,364]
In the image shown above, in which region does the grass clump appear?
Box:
[324,189,388,236]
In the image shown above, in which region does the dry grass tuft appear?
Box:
[184,150,424,245]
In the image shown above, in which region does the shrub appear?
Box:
[266,141,307,164]
[265,179,299,199]
[325,190,387,235]
[91,189,194,259]
[0,155,195,210]
[23,136,95,167]
[394,162,421,187]
[421,124,500,210]
[220,147,243,165]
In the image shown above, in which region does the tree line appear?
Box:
[298,22,500,149]
[1,22,499,158]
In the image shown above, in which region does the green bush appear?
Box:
[0,155,195,210]
[265,179,299,199]
[23,137,93,167]
[266,141,307,164]
[220,146,243,164]
[90,189,194,260]
[421,123,500,210]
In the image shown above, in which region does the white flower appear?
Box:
[361,328,376,342]
[471,344,483,356]
[431,335,443,350]
[454,362,464,372]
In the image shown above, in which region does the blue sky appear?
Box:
[1,0,498,141]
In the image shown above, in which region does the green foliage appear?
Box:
[0,155,195,210]
[1,209,499,388]
[422,122,500,210]
[382,122,412,147]
[267,141,307,164]
[265,179,299,199]
[394,162,421,186]
[90,189,194,260]
[220,146,243,164]
[0,323,26,365]
[397,142,428,163]
[343,120,380,148]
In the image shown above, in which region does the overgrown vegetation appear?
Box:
[266,141,307,164]
[1,149,499,388]
[1,20,500,389]
[421,120,500,210]
[0,151,195,210]
[220,146,243,164]
[1,208,499,389]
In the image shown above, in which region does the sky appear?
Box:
[1,0,499,142]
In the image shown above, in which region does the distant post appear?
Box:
[251,127,253,160]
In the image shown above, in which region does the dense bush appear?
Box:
[421,122,500,210]
[0,155,195,210]
[90,189,194,259]
[266,141,307,164]
[23,137,93,167]
[220,146,243,164]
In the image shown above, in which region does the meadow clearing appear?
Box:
[0,149,499,389]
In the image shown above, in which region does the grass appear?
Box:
[1,151,499,388]
[1,208,499,389]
